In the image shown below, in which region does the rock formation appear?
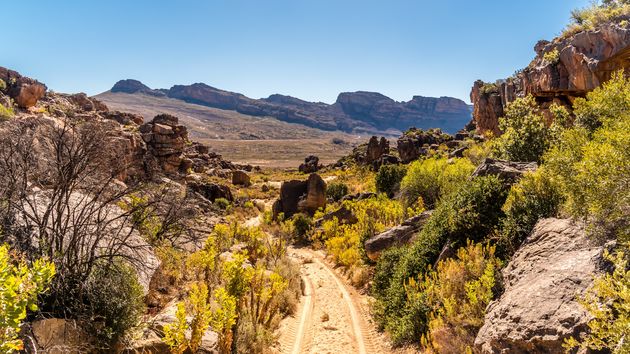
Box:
[474,218,611,353]
[299,155,321,173]
[396,128,453,163]
[139,114,189,174]
[272,174,327,219]
[471,23,630,135]
[364,211,433,261]
[232,170,251,186]
[0,66,47,108]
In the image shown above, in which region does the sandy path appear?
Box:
[276,247,391,354]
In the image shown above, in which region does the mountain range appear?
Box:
[98,79,472,135]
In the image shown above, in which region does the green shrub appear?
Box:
[564,249,630,353]
[0,245,55,353]
[292,213,313,244]
[400,157,474,209]
[565,1,630,37]
[0,104,14,120]
[84,260,145,344]
[494,95,551,162]
[373,176,508,345]
[542,48,560,64]
[416,242,502,353]
[214,198,230,210]
[326,182,349,201]
[545,71,630,242]
[375,164,407,197]
[0,79,6,91]
[498,168,563,257]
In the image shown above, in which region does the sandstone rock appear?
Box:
[364,211,433,261]
[67,93,108,112]
[366,136,390,163]
[314,205,358,227]
[471,24,630,135]
[105,111,144,125]
[189,181,233,202]
[299,155,320,173]
[232,170,251,186]
[474,218,610,353]
[273,174,327,219]
[397,128,452,163]
[340,192,376,202]
[471,158,538,184]
[140,114,189,174]
[0,66,47,108]
[30,318,92,353]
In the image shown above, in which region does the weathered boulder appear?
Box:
[474,218,610,353]
[105,110,144,125]
[299,155,320,173]
[471,158,538,184]
[341,192,376,202]
[189,181,233,202]
[232,170,251,186]
[272,174,327,219]
[364,211,433,260]
[314,205,358,227]
[29,318,92,353]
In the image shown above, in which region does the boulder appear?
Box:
[29,318,91,353]
[273,174,327,219]
[314,205,358,227]
[139,114,189,174]
[364,211,433,261]
[471,158,538,184]
[189,181,234,202]
[0,66,47,108]
[340,192,376,202]
[396,128,452,163]
[474,218,610,353]
[232,170,251,186]
[299,155,320,173]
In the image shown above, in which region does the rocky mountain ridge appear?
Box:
[107,79,472,134]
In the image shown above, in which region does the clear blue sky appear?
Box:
[2,0,589,103]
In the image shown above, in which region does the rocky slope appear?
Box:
[471,22,630,134]
[99,80,472,135]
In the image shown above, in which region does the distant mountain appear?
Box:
[101,80,472,134]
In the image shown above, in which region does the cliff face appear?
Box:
[471,23,630,134]
[106,81,473,134]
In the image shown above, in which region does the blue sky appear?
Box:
[3,0,589,103]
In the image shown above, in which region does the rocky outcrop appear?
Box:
[364,211,433,261]
[314,205,358,227]
[471,158,538,184]
[471,23,630,135]
[28,318,92,353]
[366,136,390,163]
[109,81,472,134]
[189,181,233,202]
[474,218,610,353]
[396,128,453,163]
[139,114,189,174]
[272,174,327,219]
[299,155,321,173]
[0,66,47,108]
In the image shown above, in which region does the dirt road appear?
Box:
[276,247,391,354]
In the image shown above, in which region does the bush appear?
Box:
[0,104,14,120]
[373,176,508,345]
[494,95,551,162]
[565,1,630,37]
[498,168,563,257]
[214,198,231,210]
[544,71,630,241]
[292,213,313,244]
[400,157,474,209]
[0,245,55,353]
[542,48,560,64]
[326,182,349,202]
[416,242,502,353]
[375,164,407,197]
[564,249,630,353]
[83,260,145,345]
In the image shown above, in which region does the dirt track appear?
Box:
[276,248,391,354]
